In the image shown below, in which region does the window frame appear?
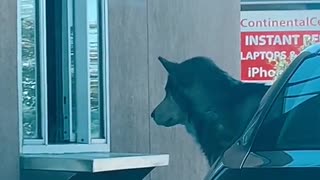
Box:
[18,0,111,154]
[19,0,48,146]
[251,53,320,152]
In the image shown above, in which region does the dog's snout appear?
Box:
[151,110,155,119]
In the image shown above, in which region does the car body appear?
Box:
[206,43,320,180]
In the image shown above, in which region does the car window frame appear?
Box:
[249,49,320,152]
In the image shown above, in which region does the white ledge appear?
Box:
[21,152,170,173]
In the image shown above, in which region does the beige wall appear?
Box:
[0,0,20,180]
[109,0,240,179]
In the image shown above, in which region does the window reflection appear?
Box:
[253,55,320,151]
[21,0,41,139]
[289,57,320,83]
[88,0,104,139]
[284,56,320,112]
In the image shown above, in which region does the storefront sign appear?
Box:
[241,10,320,83]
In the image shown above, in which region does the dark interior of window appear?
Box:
[45,0,105,143]
[46,0,65,143]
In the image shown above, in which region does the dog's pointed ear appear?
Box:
[158,56,177,74]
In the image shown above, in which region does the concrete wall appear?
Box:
[0,0,20,180]
[108,0,240,179]
[0,0,239,179]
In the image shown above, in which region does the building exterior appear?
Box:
[0,0,240,179]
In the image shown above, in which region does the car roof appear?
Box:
[303,43,320,54]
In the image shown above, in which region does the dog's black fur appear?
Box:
[151,56,270,166]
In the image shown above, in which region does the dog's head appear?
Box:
[151,57,188,127]
[151,56,239,128]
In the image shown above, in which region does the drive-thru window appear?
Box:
[19,0,169,179]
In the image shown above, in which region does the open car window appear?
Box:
[252,55,320,151]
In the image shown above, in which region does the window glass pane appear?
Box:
[289,58,320,83]
[287,78,320,96]
[253,56,320,151]
[284,94,317,113]
[21,0,41,139]
[88,0,104,139]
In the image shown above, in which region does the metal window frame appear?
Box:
[102,0,111,145]
[22,144,110,154]
[20,0,110,154]
[21,0,48,146]
[74,0,91,144]
[90,0,110,144]
[18,0,22,153]
[61,0,70,141]
[73,0,110,145]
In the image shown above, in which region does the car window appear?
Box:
[252,55,320,151]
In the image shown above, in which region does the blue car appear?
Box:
[206,43,320,180]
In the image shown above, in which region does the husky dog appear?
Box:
[151,56,269,166]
